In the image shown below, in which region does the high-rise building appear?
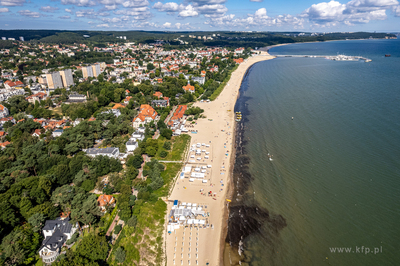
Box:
[59,69,74,88]
[1,37,6,40]
[92,64,101,77]
[19,37,24,42]
[46,72,63,89]
[82,66,94,78]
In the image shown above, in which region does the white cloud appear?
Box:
[163,22,172,28]
[59,15,71,19]
[393,5,400,15]
[0,0,25,6]
[18,9,41,17]
[197,4,227,17]
[61,0,96,7]
[250,0,263,2]
[40,6,59,12]
[254,7,267,17]
[105,4,117,9]
[114,6,152,20]
[76,9,95,17]
[153,2,180,12]
[205,8,304,29]
[301,0,396,26]
[191,0,226,4]
[122,0,149,8]
[303,1,346,23]
[96,23,109,27]
[0,7,9,12]
[65,8,73,13]
[179,4,199,17]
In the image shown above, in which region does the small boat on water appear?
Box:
[385,54,391,57]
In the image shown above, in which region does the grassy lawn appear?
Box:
[51,106,63,115]
[156,163,182,197]
[108,162,186,265]
[155,134,190,161]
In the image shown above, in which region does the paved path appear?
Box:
[106,214,119,237]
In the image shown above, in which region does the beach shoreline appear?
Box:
[164,50,275,266]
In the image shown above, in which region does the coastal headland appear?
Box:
[165,51,275,266]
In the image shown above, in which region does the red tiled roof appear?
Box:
[97,195,115,207]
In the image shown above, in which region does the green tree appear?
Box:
[163,141,171,150]
[127,154,143,169]
[114,224,122,235]
[115,246,126,263]
[76,234,109,262]
[146,146,156,157]
[160,150,168,158]
[28,213,46,232]
[127,215,137,228]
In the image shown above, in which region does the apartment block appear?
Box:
[59,69,74,88]
[82,66,94,78]
[46,72,63,89]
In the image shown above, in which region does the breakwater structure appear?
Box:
[275,54,372,62]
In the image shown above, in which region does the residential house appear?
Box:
[26,92,47,104]
[151,99,169,108]
[86,147,120,159]
[192,76,205,85]
[168,105,187,128]
[183,83,195,93]
[66,92,87,104]
[132,104,158,128]
[153,91,163,99]
[0,104,9,119]
[126,140,138,152]
[123,96,132,104]
[0,116,15,126]
[73,118,83,127]
[38,216,78,264]
[0,141,11,149]
[101,109,121,117]
[52,129,63,138]
[4,80,24,90]
[97,195,115,212]
[32,129,42,138]
[130,131,144,142]
[112,103,125,109]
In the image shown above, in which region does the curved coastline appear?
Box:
[164,50,275,266]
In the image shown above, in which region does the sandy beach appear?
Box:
[165,51,275,266]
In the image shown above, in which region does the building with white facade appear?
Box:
[0,104,9,119]
[59,69,74,88]
[86,147,120,159]
[46,72,63,89]
[38,217,78,264]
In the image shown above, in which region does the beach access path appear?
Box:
[165,51,275,266]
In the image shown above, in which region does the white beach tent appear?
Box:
[191,172,205,179]
[184,165,192,172]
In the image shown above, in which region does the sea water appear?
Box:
[226,39,400,266]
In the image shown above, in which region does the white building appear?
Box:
[52,129,63,137]
[86,147,120,159]
[0,104,9,119]
[126,140,138,152]
[130,131,144,142]
[38,217,78,264]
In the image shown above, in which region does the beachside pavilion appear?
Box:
[167,201,208,233]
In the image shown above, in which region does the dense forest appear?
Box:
[0,30,395,48]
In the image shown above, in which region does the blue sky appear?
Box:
[0,0,399,32]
